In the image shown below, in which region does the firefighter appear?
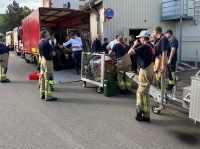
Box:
[165,29,179,90]
[153,27,170,90]
[109,36,132,94]
[0,34,13,83]
[39,30,57,101]
[128,31,161,121]
[49,34,61,70]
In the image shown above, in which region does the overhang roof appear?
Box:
[79,0,103,11]
[39,7,90,23]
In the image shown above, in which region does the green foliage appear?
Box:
[0,0,34,33]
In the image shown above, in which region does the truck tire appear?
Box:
[35,58,40,70]
[25,55,30,63]
[21,51,24,59]
[17,52,21,56]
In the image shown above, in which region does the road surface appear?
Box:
[0,52,200,149]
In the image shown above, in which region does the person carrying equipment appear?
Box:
[0,34,13,83]
[109,36,132,94]
[39,30,57,101]
[128,31,161,122]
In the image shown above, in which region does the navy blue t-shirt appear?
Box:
[112,43,126,59]
[155,34,170,55]
[0,43,10,54]
[134,42,160,68]
[169,37,178,62]
[41,41,54,60]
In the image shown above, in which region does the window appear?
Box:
[79,0,85,1]
[63,4,67,8]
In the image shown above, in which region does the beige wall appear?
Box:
[90,3,103,43]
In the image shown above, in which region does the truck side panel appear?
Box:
[22,9,40,55]
[29,9,40,55]
[22,17,31,53]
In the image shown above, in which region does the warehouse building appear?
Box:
[81,0,200,62]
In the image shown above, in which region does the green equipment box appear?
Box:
[104,80,117,97]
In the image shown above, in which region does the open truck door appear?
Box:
[22,7,90,69]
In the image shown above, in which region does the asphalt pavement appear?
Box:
[0,51,200,149]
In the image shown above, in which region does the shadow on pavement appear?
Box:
[169,130,200,145]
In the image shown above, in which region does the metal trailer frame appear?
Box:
[81,52,105,93]
[126,71,193,114]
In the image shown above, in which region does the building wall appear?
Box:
[162,0,200,62]
[42,0,90,9]
[101,0,175,42]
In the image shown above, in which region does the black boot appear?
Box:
[166,84,175,91]
[46,97,58,101]
[140,117,150,122]
[1,79,10,83]
[135,105,143,121]
[41,95,45,99]
[120,89,128,94]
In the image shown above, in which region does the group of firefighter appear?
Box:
[0,26,178,121]
[106,26,178,122]
[91,26,178,121]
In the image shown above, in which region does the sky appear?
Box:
[0,0,41,14]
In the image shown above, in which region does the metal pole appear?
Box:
[160,76,165,106]
[179,0,183,63]
[195,49,198,67]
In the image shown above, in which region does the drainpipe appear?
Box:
[89,0,100,34]
[179,0,183,63]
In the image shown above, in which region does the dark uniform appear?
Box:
[40,41,55,100]
[0,42,12,83]
[112,42,132,93]
[92,38,102,53]
[167,37,178,89]
[134,42,160,121]
[154,34,170,89]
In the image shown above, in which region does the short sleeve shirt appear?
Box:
[134,42,160,68]
[112,43,126,59]
[155,34,170,55]
[41,41,54,60]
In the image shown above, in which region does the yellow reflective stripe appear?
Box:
[118,82,125,86]
[169,80,175,84]
[136,93,142,105]
[142,95,150,112]
[125,82,131,86]
[49,80,54,85]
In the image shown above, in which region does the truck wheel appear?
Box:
[21,52,24,58]
[35,59,40,70]
[25,55,30,63]
[17,52,21,56]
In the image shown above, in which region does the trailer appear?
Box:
[13,26,23,56]
[6,31,14,46]
[21,7,90,69]
[126,70,200,123]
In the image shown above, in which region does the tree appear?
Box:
[1,0,33,33]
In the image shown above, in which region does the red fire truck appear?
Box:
[20,7,90,69]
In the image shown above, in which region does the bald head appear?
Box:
[117,36,123,42]
[97,34,102,41]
